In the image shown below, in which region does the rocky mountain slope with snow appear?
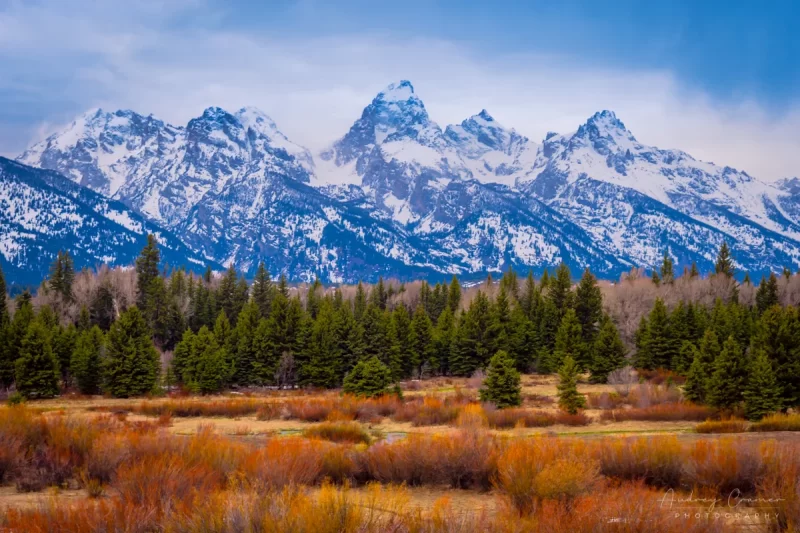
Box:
[12,80,800,284]
[0,157,214,288]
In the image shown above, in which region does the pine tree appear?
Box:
[574,268,603,346]
[660,251,675,284]
[231,301,260,385]
[48,251,75,302]
[486,284,511,356]
[448,275,462,313]
[675,341,699,374]
[449,291,491,376]
[304,301,342,388]
[547,263,573,317]
[743,348,782,420]
[589,316,627,383]
[135,235,161,312]
[651,269,661,286]
[192,326,230,394]
[251,263,274,319]
[354,282,368,321]
[432,306,456,375]
[361,304,390,364]
[390,304,414,378]
[519,271,539,320]
[682,329,720,404]
[343,355,392,397]
[755,273,779,314]
[642,298,679,369]
[750,305,800,409]
[742,272,751,285]
[2,299,34,387]
[51,325,78,385]
[15,321,60,399]
[479,350,521,408]
[0,264,8,330]
[409,304,435,377]
[104,307,160,397]
[507,306,538,372]
[71,326,105,395]
[550,308,586,372]
[706,335,748,410]
[714,241,734,277]
[557,356,586,414]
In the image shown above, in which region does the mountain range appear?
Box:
[5,80,799,286]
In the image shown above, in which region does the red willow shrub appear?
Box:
[694,418,749,433]
[303,421,372,445]
[484,407,556,429]
[600,402,713,422]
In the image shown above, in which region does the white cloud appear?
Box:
[1,0,798,180]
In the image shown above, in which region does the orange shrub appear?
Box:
[695,418,748,433]
[593,436,683,487]
[495,437,596,514]
[553,411,591,426]
[484,407,555,429]
[240,437,326,491]
[303,421,372,445]
[749,412,800,432]
[600,402,713,422]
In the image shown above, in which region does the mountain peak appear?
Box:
[575,109,637,146]
[376,80,416,102]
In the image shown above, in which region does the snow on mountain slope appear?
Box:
[520,111,800,272]
[444,110,538,187]
[0,157,215,287]
[15,81,800,283]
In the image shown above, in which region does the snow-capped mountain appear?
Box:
[12,80,800,285]
[518,110,800,271]
[0,157,215,288]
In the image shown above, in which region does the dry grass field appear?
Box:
[1,374,798,532]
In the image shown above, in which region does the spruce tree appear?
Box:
[557,356,586,414]
[479,350,521,408]
[660,251,675,284]
[432,306,456,375]
[51,325,78,385]
[642,298,679,369]
[409,304,435,377]
[3,299,34,387]
[675,341,699,374]
[689,261,699,278]
[743,348,782,420]
[353,282,368,321]
[750,305,800,409]
[251,263,274,319]
[71,326,105,395]
[682,329,720,403]
[547,263,573,318]
[343,355,392,397]
[173,329,198,385]
[574,268,603,346]
[15,321,60,399]
[448,276,462,312]
[486,284,511,356]
[449,291,491,376]
[755,273,779,314]
[714,241,734,277]
[589,316,627,383]
[550,308,585,371]
[390,305,414,378]
[48,251,75,302]
[104,307,160,397]
[0,264,8,330]
[192,327,230,394]
[706,335,748,410]
[361,304,390,363]
[231,301,260,385]
[305,301,342,388]
[651,269,661,286]
[507,305,538,372]
[135,235,161,311]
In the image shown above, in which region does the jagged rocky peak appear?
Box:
[445,109,528,156]
[573,109,638,150]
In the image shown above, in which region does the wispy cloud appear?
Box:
[1,0,798,180]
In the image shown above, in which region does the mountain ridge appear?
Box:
[11,80,800,285]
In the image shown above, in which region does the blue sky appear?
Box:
[1,0,798,179]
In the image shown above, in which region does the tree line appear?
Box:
[0,237,798,419]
